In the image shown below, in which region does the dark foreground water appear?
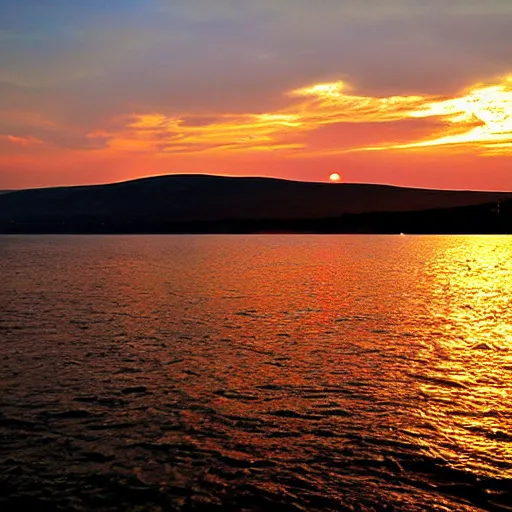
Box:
[1,235,512,512]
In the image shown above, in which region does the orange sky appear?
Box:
[1,1,512,190]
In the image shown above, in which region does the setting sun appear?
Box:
[329,172,342,182]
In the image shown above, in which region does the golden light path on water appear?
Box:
[411,236,512,479]
[1,235,512,510]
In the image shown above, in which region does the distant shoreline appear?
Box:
[0,205,509,235]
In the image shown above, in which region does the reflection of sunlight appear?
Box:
[415,236,512,478]
[427,236,512,346]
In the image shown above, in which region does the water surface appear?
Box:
[1,235,511,511]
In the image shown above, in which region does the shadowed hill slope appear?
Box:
[0,174,510,233]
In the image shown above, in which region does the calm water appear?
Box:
[1,235,511,511]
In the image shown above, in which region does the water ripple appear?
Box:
[1,234,511,511]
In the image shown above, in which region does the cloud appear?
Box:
[0,101,112,151]
[109,112,306,153]
[159,0,512,24]
[2,0,512,123]
[360,77,512,153]
[155,0,512,97]
[0,134,43,145]
[2,69,511,156]
[104,75,511,157]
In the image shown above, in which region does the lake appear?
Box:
[1,235,511,511]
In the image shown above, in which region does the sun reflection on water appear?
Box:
[2,235,512,510]
[414,236,512,478]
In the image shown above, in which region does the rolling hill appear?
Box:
[0,174,510,233]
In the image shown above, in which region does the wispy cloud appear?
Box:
[107,112,307,153]
[0,134,43,145]
[358,77,512,153]
[105,75,512,156]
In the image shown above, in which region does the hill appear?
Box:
[0,174,510,233]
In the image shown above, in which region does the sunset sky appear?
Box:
[1,0,512,190]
